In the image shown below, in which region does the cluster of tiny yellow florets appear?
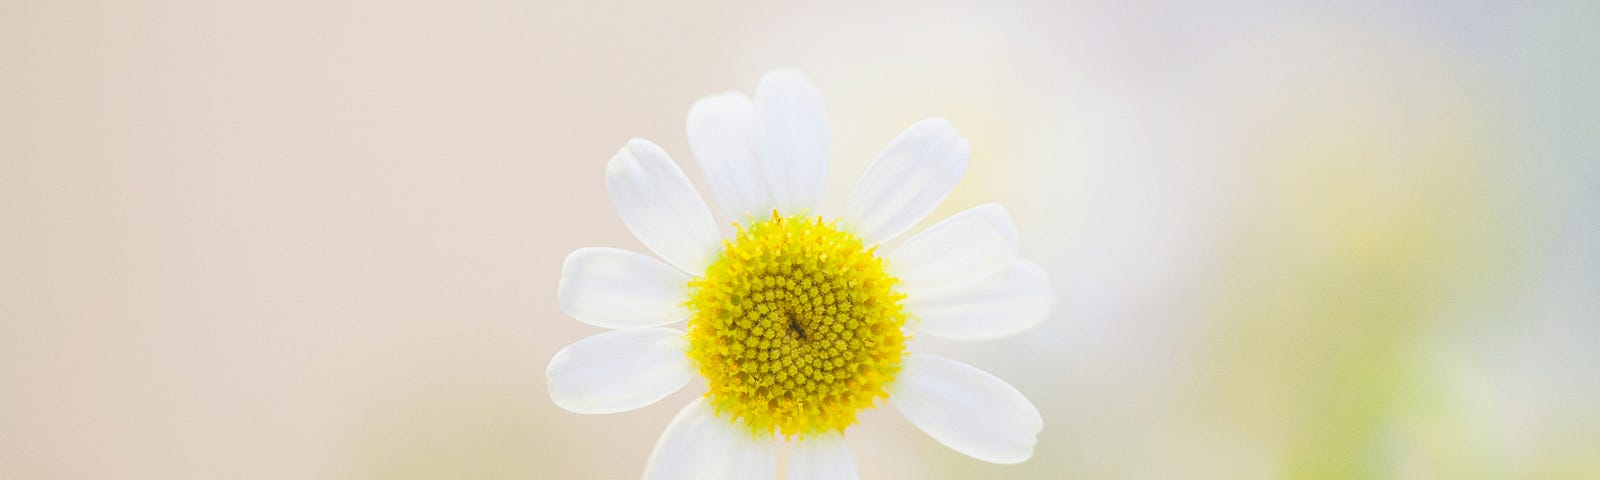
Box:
[686,211,907,438]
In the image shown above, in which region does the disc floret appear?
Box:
[686,211,907,438]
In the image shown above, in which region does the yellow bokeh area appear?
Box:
[1201,75,1512,478]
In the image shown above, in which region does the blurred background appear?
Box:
[3,0,1596,478]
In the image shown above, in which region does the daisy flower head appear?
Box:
[549,70,1053,479]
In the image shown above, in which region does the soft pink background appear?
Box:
[4,1,1596,478]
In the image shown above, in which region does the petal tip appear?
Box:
[625,137,661,155]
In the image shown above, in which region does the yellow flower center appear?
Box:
[686,211,907,438]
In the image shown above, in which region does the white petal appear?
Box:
[843,118,970,244]
[889,204,1019,296]
[606,138,723,274]
[787,433,859,480]
[889,354,1043,464]
[687,92,769,220]
[754,70,829,215]
[644,398,777,480]
[903,259,1053,340]
[558,247,691,329]
[546,328,693,414]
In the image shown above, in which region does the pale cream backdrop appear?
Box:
[3,0,1597,479]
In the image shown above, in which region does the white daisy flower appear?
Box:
[548,70,1052,479]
